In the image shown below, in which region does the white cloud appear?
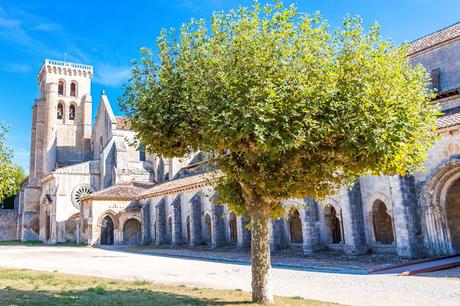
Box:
[0,62,31,73]
[93,64,131,87]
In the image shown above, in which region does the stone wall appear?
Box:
[0,209,18,240]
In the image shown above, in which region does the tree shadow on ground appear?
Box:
[0,287,254,305]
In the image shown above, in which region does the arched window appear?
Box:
[70,82,77,97]
[57,102,63,119]
[101,216,114,245]
[289,208,303,243]
[69,104,76,120]
[58,80,64,96]
[372,200,394,245]
[229,212,238,243]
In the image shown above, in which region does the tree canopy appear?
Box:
[121,3,438,215]
[0,122,25,207]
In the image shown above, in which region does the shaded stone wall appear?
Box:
[0,209,18,240]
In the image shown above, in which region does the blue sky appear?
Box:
[1,0,459,173]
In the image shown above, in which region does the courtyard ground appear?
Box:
[0,268,326,305]
[0,245,459,306]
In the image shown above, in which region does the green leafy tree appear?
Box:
[0,122,25,205]
[121,3,438,303]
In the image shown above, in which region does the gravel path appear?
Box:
[0,246,458,306]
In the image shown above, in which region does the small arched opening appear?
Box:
[70,82,77,97]
[101,215,114,245]
[372,200,394,245]
[58,80,65,96]
[69,104,76,120]
[123,219,141,245]
[229,212,237,243]
[57,102,63,120]
[205,213,212,244]
[289,208,303,243]
[325,205,342,244]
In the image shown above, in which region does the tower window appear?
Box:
[70,82,77,97]
[57,102,63,120]
[69,104,76,120]
[58,80,64,96]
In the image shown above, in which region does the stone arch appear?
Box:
[57,101,64,120]
[122,218,141,245]
[70,81,77,96]
[204,213,212,243]
[97,210,119,229]
[100,215,115,245]
[58,79,65,96]
[288,207,303,243]
[371,200,394,245]
[69,103,76,120]
[421,158,460,255]
[324,202,343,244]
[228,211,238,243]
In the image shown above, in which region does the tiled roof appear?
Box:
[436,106,460,130]
[409,22,460,55]
[116,116,132,130]
[139,171,222,199]
[82,181,154,201]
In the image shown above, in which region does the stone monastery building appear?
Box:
[1,22,460,258]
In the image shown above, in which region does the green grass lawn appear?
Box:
[0,240,43,246]
[0,268,337,305]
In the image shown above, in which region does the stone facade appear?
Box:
[14,59,154,244]
[0,209,18,241]
[7,23,460,259]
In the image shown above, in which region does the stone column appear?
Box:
[171,196,182,247]
[211,204,226,248]
[302,198,320,254]
[189,193,202,247]
[237,214,251,249]
[389,175,419,258]
[141,201,152,244]
[342,181,367,255]
[154,199,166,245]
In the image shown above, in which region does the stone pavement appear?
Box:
[0,246,459,306]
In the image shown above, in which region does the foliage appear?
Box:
[121,2,438,216]
[0,122,25,205]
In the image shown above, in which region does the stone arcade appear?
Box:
[1,22,460,259]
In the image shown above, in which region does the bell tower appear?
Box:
[30,59,93,183]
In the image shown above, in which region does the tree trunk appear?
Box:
[250,208,274,304]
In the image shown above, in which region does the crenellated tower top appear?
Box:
[38,59,93,83]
